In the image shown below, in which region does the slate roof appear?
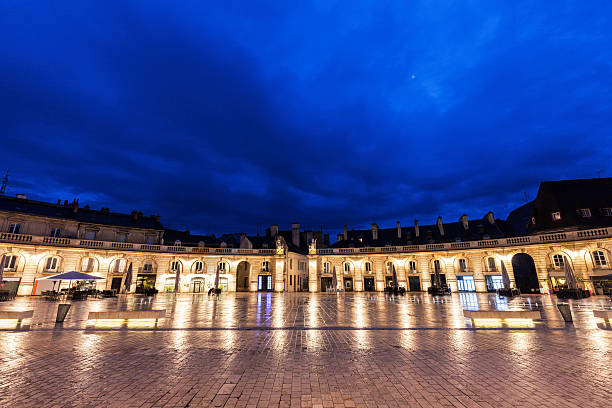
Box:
[331,215,505,248]
[527,178,612,233]
[0,195,163,230]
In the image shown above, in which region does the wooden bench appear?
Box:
[88,310,166,320]
[463,310,541,322]
[0,310,34,322]
[593,310,612,320]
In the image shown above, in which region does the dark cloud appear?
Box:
[0,1,611,237]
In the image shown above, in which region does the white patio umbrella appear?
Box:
[332,266,338,291]
[500,261,512,290]
[563,257,578,290]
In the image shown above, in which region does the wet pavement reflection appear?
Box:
[1,293,611,407]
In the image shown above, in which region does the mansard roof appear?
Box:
[331,216,505,248]
[0,194,163,230]
[528,177,612,233]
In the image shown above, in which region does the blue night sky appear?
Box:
[1,1,611,236]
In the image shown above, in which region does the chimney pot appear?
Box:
[343,225,348,240]
[437,216,444,236]
[414,219,420,237]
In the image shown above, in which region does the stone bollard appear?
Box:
[557,303,572,322]
[56,303,71,323]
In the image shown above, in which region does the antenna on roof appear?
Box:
[0,170,8,194]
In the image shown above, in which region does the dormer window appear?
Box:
[49,228,61,237]
[552,254,565,268]
[551,212,561,221]
[174,240,181,246]
[603,208,612,217]
[84,230,96,240]
[116,233,127,243]
[8,223,20,234]
[578,208,591,218]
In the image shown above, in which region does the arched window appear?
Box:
[81,257,95,272]
[552,254,565,268]
[323,262,330,274]
[170,261,181,271]
[193,261,204,272]
[365,262,372,273]
[3,255,18,271]
[593,251,608,267]
[218,262,227,271]
[433,260,441,273]
[262,261,270,272]
[458,259,467,272]
[344,263,351,273]
[44,257,59,272]
[487,257,497,272]
[112,259,124,273]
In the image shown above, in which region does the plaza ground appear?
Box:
[1,293,611,407]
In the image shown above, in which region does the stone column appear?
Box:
[470,255,487,292]
[308,256,318,292]
[274,256,285,292]
[18,250,39,296]
[374,258,385,291]
[418,256,430,291]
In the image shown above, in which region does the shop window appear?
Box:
[44,257,58,272]
[193,261,203,272]
[456,275,475,292]
[3,255,18,271]
[593,251,607,267]
[8,223,21,234]
[458,259,467,272]
[485,275,504,291]
[49,228,61,237]
[164,277,176,292]
[487,257,497,272]
[578,208,591,218]
[552,254,565,268]
[551,212,561,221]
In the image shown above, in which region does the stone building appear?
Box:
[1,178,611,296]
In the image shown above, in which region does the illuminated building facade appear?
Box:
[1,178,611,296]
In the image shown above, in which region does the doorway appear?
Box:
[363,276,375,292]
[236,261,250,292]
[343,277,353,292]
[511,253,540,294]
[111,277,122,293]
[320,277,333,292]
[408,276,421,291]
[258,275,273,291]
[430,274,447,287]
[191,278,204,293]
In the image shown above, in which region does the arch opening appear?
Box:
[511,253,540,294]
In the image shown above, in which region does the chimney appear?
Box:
[306,231,313,244]
[131,210,139,220]
[486,211,495,224]
[270,224,279,237]
[337,233,343,242]
[72,198,79,213]
[343,225,348,241]
[414,219,420,237]
[324,233,330,245]
[460,214,468,230]
[155,214,161,223]
[396,221,401,238]
[437,216,444,236]
[372,223,378,240]
[292,222,300,247]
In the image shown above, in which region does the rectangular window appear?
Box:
[45,257,58,271]
[365,262,371,272]
[116,233,127,243]
[4,255,17,270]
[456,275,475,292]
[578,208,591,218]
[290,275,293,285]
[290,259,293,269]
[485,275,504,291]
[49,228,61,237]
[8,223,20,234]
[603,208,612,217]
[488,258,497,271]
[81,258,94,272]
[218,262,226,271]
[84,230,96,240]
[459,259,467,272]
[323,263,330,273]
[552,254,565,268]
[551,212,561,221]
[170,261,180,271]
[593,251,607,267]
[145,235,156,244]
[433,260,441,273]
[194,261,203,272]
[262,261,269,272]
[143,262,153,272]
[113,259,123,273]
[409,261,417,272]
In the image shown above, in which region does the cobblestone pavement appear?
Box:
[1,293,611,407]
